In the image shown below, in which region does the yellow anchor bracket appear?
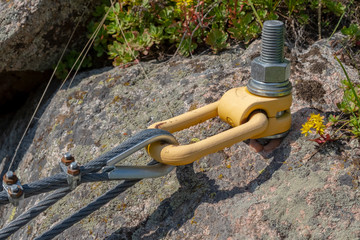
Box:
[147,86,292,166]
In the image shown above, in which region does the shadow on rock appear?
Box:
[105,110,312,239]
[0,78,59,187]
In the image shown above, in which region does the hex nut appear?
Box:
[61,154,75,166]
[67,168,80,176]
[251,57,290,83]
[3,172,18,185]
[67,163,80,176]
[7,185,23,198]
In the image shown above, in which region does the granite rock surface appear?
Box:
[0,35,360,239]
[0,0,99,109]
[0,0,98,72]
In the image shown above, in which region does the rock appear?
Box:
[1,34,360,239]
[0,0,99,111]
[0,0,98,72]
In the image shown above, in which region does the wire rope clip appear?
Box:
[2,171,24,206]
[59,153,81,190]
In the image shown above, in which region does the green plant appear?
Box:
[341,24,360,47]
[205,26,229,53]
[55,50,92,80]
[85,0,347,66]
[301,54,360,142]
[332,55,360,137]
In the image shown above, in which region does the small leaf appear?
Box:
[205,28,229,53]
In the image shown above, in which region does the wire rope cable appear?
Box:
[0,130,175,239]
[35,179,141,240]
[0,171,123,238]
[0,129,173,206]
[0,187,71,239]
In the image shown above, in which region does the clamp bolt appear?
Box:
[59,153,80,190]
[61,152,75,166]
[59,160,81,190]
[3,171,18,185]
[2,172,24,206]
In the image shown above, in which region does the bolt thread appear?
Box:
[69,162,78,170]
[6,171,14,179]
[10,185,19,193]
[261,20,284,63]
[64,152,72,160]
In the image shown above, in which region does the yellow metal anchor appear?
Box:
[147,87,291,166]
[147,20,292,166]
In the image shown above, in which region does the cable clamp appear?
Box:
[2,171,24,206]
[59,153,81,190]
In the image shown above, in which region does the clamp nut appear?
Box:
[2,174,24,206]
[61,152,75,166]
[7,184,23,198]
[67,162,80,176]
[3,171,18,185]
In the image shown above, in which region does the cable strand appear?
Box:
[34,180,139,240]
[0,187,71,239]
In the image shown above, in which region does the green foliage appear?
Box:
[337,79,360,114]
[205,27,229,53]
[55,50,92,80]
[341,24,360,46]
[86,0,346,66]
[332,56,360,138]
[323,0,345,16]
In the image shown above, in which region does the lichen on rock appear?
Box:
[1,35,360,239]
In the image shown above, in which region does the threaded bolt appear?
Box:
[10,185,19,193]
[3,171,18,185]
[64,152,73,160]
[247,20,291,97]
[61,152,75,166]
[261,20,284,64]
[6,171,14,179]
[69,162,78,170]
[67,161,80,176]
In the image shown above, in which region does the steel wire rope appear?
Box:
[65,6,111,90]
[0,172,115,239]
[0,129,173,239]
[0,187,71,239]
[0,129,174,206]
[34,178,141,240]
[58,5,111,91]
[1,0,183,238]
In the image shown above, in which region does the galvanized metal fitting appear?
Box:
[2,172,24,206]
[247,20,292,97]
[61,161,81,190]
[59,154,81,190]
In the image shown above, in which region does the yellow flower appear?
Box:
[301,122,313,136]
[173,0,193,7]
[301,113,326,136]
